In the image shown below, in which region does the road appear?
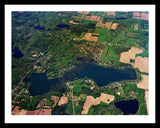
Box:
[12,35,58,98]
[70,86,75,115]
[66,82,75,115]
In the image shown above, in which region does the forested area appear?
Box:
[12,12,77,87]
[12,11,149,115]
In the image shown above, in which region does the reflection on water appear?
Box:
[27,62,137,96]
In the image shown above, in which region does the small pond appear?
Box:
[12,46,24,59]
[34,26,45,30]
[57,24,70,29]
[115,99,139,115]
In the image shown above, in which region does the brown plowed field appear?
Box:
[81,96,99,114]
[119,47,143,63]
[106,11,116,16]
[104,22,112,29]
[77,11,90,15]
[69,20,81,25]
[58,96,68,106]
[110,23,119,30]
[51,95,59,107]
[85,15,101,21]
[38,109,51,115]
[137,75,149,90]
[12,106,28,115]
[81,93,115,114]
[26,109,41,115]
[84,33,99,42]
[135,56,149,73]
[36,98,47,108]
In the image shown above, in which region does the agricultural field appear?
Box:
[11,11,149,116]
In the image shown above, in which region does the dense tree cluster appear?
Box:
[114,46,131,54]
[12,11,149,115]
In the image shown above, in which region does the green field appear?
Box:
[94,28,109,43]
[101,45,120,62]
[73,84,90,93]
[101,45,110,60]
[12,11,149,116]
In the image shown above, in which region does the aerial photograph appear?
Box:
[11,10,149,115]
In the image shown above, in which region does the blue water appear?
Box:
[64,63,137,87]
[57,24,70,29]
[31,24,70,31]
[12,47,24,59]
[27,63,137,96]
[34,26,45,30]
[115,99,139,115]
[26,73,65,96]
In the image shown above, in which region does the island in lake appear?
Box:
[12,11,149,115]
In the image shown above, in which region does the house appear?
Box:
[38,109,51,115]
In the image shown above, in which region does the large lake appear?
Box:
[26,63,137,96]
[64,63,137,87]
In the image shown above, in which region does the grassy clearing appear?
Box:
[94,27,129,44]
[102,45,120,62]
[101,45,110,60]
[94,28,109,43]
[105,30,127,44]
[82,20,98,25]
[94,27,102,34]
[73,84,90,93]
[98,29,109,42]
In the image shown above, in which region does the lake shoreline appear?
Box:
[26,61,138,96]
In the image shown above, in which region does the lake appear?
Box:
[12,46,24,59]
[64,63,137,87]
[26,73,66,96]
[34,26,45,30]
[26,63,137,96]
[115,99,139,115]
[57,24,70,29]
[30,24,70,31]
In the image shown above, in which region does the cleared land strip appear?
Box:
[105,45,110,57]
[71,86,75,115]
[66,82,75,115]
